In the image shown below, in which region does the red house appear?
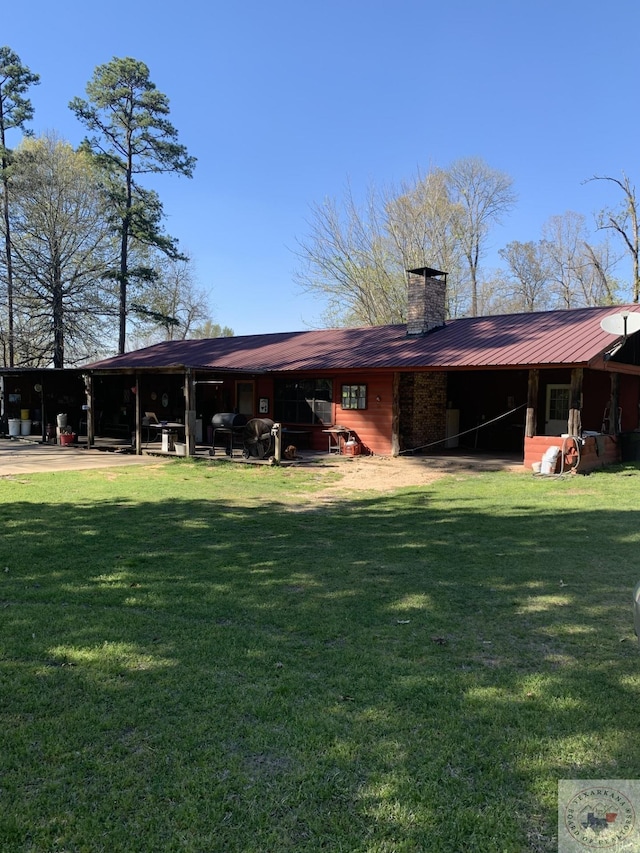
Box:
[72,268,640,473]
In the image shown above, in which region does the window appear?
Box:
[274,379,333,425]
[341,384,367,410]
[548,386,570,421]
[545,383,571,435]
[236,381,254,417]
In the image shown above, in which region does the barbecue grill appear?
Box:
[210,412,248,456]
[242,418,275,459]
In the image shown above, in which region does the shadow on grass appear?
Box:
[2,481,640,852]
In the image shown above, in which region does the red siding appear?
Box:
[330,373,394,455]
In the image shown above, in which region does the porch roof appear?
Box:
[83,305,640,374]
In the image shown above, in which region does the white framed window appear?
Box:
[341,384,367,410]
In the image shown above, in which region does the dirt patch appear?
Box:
[298,451,524,494]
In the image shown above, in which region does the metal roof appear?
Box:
[83,304,640,373]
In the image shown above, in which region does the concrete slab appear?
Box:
[0,438,167,476]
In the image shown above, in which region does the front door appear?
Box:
[545,384,570,435]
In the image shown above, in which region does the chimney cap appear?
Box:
[407,266,446,278]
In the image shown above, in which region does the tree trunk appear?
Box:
[118,218,129,355]
[568,367,583,436]
[1,155,15,367]
[525,369,539,438]
[52,241,64,368]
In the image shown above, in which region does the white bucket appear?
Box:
[8,418,21,437]
[56,413,67,429]
[174,442,187,456]
[20,420,32,436]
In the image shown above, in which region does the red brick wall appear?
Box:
[399,372,447,453]
[406,270,446,336]
[524,434,620,473]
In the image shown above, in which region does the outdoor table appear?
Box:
[322,426,352,454]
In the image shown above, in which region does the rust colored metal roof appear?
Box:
[84,305,640,373]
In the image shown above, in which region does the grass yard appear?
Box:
[1,458,640,852]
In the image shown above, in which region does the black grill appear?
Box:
[210,412,248,456]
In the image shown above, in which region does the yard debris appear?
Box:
[396,619,411,624]
[431,636,448,645]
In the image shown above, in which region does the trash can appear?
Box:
[161,430,177,452]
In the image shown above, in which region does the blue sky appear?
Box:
[5,0,639,335]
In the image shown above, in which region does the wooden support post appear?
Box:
[391,372,400,456]
[273,422,281,464]
[185,369,196,456]
[525,369,539,438]
[610,372,620,435]
[84,373,94,448]
[134,373,142,454]
[568,367,583,436]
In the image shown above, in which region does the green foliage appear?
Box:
[69,57,195,179]
[0,46,40,149]
[196,320,235,338]
[69,57,196,353]
[2,461,640,851]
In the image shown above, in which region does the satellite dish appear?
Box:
[600,312,640,336]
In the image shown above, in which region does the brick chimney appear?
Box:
[406,267,447,336]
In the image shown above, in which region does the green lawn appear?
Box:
[1,459,640,852]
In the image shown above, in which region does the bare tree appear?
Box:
[128,254,223,346]
[586,172,640,301]
[296,159,515,326]
[579,240,619,305]
[447,157,516,316]
[542,211,619,307]
[295,182,405,326]
[384,169,466,316]
[498,240,553,312]
[6,134,116,366]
